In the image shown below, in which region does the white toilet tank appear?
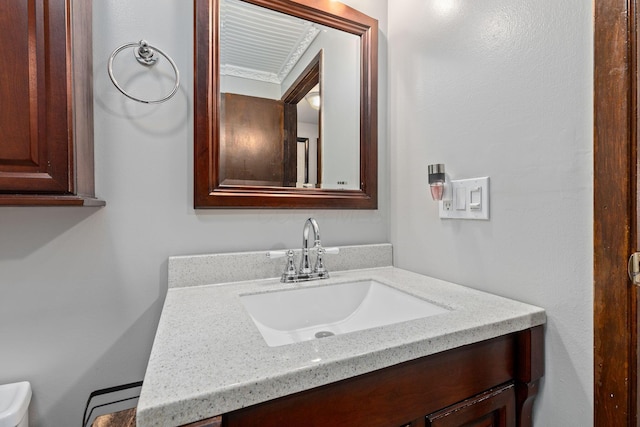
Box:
[0,382,31,427]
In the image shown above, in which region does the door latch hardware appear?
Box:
[628,252,640,285]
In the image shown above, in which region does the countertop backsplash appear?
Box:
[167,243,393,288]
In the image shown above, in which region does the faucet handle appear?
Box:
[313,246,339,274]
[282,250,297,279]
[314,247,339,275]
[314,247,327,274]
[268,250,298,282]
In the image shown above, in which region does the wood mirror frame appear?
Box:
[194,0,378,209]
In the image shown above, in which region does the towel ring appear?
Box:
[107,40,180,104]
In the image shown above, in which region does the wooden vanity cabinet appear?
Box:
[181,326,543,427]
[0,0,103,206]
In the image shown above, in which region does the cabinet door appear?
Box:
[0,0,71,193]
[425,384,516,427]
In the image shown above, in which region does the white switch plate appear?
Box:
[439,177,489,220]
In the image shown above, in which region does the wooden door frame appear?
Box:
[594,0,639,424]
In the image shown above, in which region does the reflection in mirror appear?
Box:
[219,0,360,190]
[297,137,312,187]
[194,0,378,208]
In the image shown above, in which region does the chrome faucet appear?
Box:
[267,218,339,283]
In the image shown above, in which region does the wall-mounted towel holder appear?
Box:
[107,40,180,104]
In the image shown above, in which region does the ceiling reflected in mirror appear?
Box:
[220,0,321,86]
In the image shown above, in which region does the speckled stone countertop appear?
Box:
[137,265,545,427]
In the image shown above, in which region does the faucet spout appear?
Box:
[302,218,320,249]
[300,218,321,274]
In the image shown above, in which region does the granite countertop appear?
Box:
[136,266,546,427]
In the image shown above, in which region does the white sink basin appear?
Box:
[240,279,450,347]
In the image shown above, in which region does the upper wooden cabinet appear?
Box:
[0,0,103,206]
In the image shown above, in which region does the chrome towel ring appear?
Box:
[107,40,180,104]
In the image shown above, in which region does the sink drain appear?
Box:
[315,331,335,339]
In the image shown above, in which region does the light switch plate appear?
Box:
[439,177,489,220]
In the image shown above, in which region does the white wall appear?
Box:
[0,1,388,426]
[316,27,361,189]
[388,0,593,426]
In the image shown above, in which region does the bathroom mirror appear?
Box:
[194,0,378,208]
